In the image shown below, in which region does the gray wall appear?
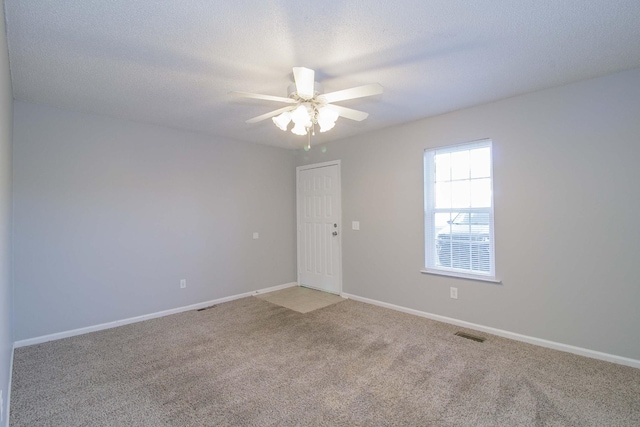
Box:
[0,0,12,421]
[297,68,640,360]
[13,102,296,340]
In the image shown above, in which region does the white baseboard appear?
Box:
[252,282,298,295]
[4,345,13,427]
[14,282,298,349]
[342,292,640,370]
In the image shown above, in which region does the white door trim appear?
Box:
[296,160,343,294]
[297,160,342,172]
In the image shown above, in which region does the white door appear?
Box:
[297,161,342,294]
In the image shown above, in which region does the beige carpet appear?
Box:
[10,297,640,426]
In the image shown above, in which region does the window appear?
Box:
[424,140,496,281]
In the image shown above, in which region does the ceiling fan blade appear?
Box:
[319,83,384,104]
[292,67,315,100]
[232,91,296,104]
[325,104,369,121]
[246,106,295,124]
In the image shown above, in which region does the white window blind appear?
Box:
[424,140,495,279]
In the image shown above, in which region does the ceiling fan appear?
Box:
[233,67,383,140]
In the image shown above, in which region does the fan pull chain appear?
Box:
[304,128,311,151]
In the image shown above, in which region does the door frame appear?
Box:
[296,160,343,295]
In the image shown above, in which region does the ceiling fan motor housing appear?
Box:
[287,82,324,101]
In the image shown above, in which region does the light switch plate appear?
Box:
[352,221,360,230]
[253,232,259,239]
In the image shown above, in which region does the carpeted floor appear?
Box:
[10,297,640,426]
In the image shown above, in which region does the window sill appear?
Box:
[420,269,502,284]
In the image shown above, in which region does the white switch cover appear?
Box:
[253,232,259,239]
[450,287,458,299]
[180,279,186,289]
[352,221,360,230]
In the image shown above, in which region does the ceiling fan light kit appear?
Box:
[233,67,383,145]
[272,111,291,131]
[317,106,339,132]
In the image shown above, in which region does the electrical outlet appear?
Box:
[180,279,186,289]
[252,232,259,240]
[450,287,458,299]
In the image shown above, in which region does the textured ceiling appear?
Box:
[5,1,640,149]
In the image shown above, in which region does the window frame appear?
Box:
[422,139,498,283]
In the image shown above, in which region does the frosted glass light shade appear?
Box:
[317,106,339,132]
[280,103,338,135]
[291,122,308,136]
[291,104,312,127]
[319,120,336,133]
[272,111,292,131]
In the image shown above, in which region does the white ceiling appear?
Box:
[5,1,640,149]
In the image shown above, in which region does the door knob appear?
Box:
[332,231,338,236]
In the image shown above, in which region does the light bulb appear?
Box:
[272,111,291,131]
